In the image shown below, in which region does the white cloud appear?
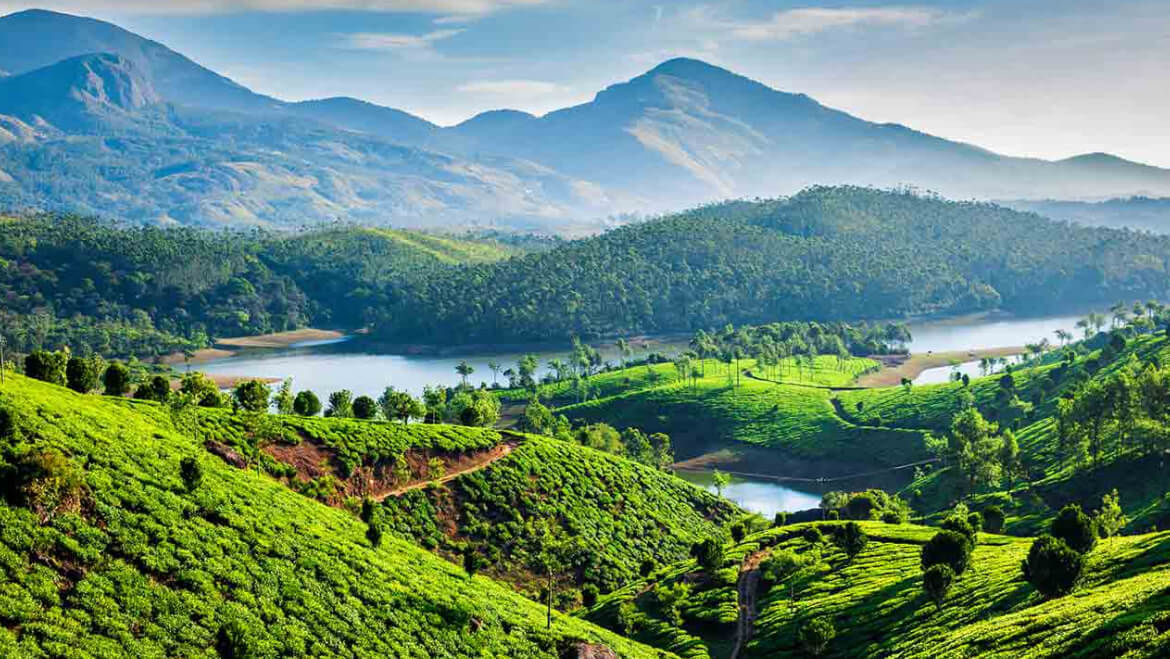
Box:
[344,28,463,49]
[729,7,959,41]
[0,0,548,15]
[457,79,570,95]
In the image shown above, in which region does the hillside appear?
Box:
[1003,197,1170,234]
[0,214,517,357]
[0,374,667,658]
[584,520,1170,658]
[373,187,1170,343]
[3,11,1170,229]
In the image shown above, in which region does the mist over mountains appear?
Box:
[2,8,1169,230]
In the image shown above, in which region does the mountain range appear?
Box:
[2,8,1169,230]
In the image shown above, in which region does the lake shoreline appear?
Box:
[857,346,1023,387]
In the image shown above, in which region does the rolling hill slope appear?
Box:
[0,373,668,657]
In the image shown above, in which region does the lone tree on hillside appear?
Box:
[923,563,955,610]
[833,522,868,562]
[180,456,203,492]
[1051,504,1096,554]
[103,362,131,396]
[1023,535,1084,597]
[921,530,972,576]
[352,395,377,420]
[798,616,836,657]
[455,361,474,386]
[326,389,354,418]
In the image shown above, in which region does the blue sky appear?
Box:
[4,0,1168,166]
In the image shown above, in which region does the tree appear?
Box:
[180,372,226,407]
[487,361,501,386]
[691,538,724,572]
[520,400,554,434]
[450,389,500,427]
[233,380,271,413]
[180,456,203,492]
[366,522,383,548]
[24,350,67,385]
[833,522,868,561]
[712,469,729,497]
[1022,535,1084,597]
[352,395,378,420]
[730,523,746,542]
[379,387,424,424]
[921,530,972,576]
[103,361,131,396]
[949,407,1001,492]
[326,390,353,418]
[135,375,171,402]
[293,390,322,416]
[1051,504,1096,554]
[65,356,101,393]
[421,385,447,423]
[272,378,295,414]
[923,563,955,610]
[797,616,836,657]
[982,505,1006,534]
[844,492,880,520]
[1095,489,1127,540]
[999,430,1022,490]
[455,360,474,387]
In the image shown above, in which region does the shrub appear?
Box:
[293,390,322,416]
[180,372,227,407]
[353,395,378,420]
[180,457,203,492]
[639,558,656,577]
[982,505,1006,534]
[833,522,868,561]
[1051,504,1096,554]
[826,510,840,520]
[923,563,955,610]
[15,450,86,524]
[730,523,746,542]
[774,511,789,527]
[103,361,131,396]
[760,549,811,588]
[366,522,383,547]
[1023,534,1084,596]
[135,375,171,402]
[921,530,972,576]
[798,616,836,657]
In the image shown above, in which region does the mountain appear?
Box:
[1003,195,1170,233]
[447,57,1170,207]
[0,53,164,132]
[2,9,1170,229]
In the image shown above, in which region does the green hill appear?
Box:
[584,520,1170,659]
[0,374,666,657]
[373,186,1170,343]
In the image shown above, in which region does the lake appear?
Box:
[200,311,1094,397]
[675,470,823,517]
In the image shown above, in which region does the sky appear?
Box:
[2,0,1168,167]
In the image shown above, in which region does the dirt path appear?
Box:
[373,439,521,500]
[730,549,769,659]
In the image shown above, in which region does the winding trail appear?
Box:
[730,549,769,659]
[373,438,522,501]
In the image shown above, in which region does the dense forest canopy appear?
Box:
[372,187,1170,343]
[0,215,515,357]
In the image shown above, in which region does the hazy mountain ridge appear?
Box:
[2,8,1169,229]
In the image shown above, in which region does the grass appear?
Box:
[0,374,666,658]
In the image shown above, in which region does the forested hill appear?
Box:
[373,187,1170,344]
[0,215,518,357]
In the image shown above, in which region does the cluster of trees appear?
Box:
[519,401,674,470]
[820,489,912,524]
[0,214,512,358]
[1023,497,1125,597]
[1056,352,1170,469]
[929,407,1025,495]
[373,186,1170,343]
